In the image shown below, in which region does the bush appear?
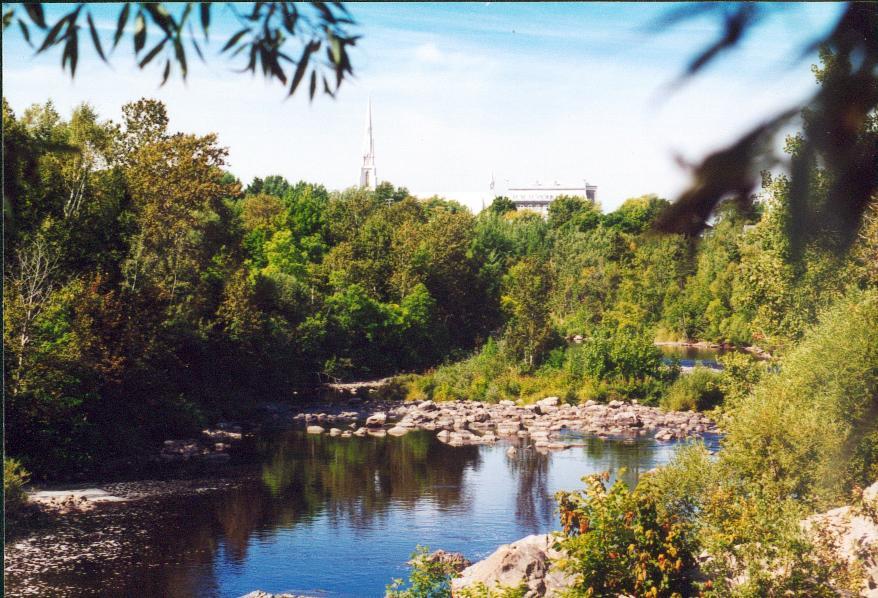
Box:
[5,457,31,513]
[721,287,878,508]
[661,368,724,412]
[568,327,676,405]
[555,471,698,597]
[386,545,456,598]
[716,351,765,405]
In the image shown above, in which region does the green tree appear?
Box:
[501,257,553,367]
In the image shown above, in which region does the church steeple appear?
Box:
[359,98,376,190]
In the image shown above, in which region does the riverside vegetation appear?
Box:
[4,49,878,595]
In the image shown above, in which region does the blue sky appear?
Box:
[2,2,845,211]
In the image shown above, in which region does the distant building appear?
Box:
[507,181,597,216]
[359,99,376,190]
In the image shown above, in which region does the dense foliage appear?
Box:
[5,83,873,479]
[555,472,698,597]
[2,97,492,478]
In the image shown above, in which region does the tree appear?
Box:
[487,195,516,216]
[3,235,59,396]
[547,194,600,232]
[501,257,553,368]
[1,2,358,99]
[122,110,233,309]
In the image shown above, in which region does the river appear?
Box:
[5,430,718,597]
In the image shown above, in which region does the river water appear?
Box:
[657,344,728,369]
[6,430,717,597]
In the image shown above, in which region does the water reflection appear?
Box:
[506,444,553,530]
[256,431,482,530]
[7,431,689,598]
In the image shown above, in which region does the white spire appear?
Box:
[359,98,376,190]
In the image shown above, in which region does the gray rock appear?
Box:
[365,412,387,427]
[802,480,878,596]
[414,549,471,574]
[537,396,560,407]
[306,425,325,435]
[451,534,576,597]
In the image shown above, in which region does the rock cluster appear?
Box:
[295,396,718,447]
[159,422,244,463]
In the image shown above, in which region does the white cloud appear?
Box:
[414,42,444,64]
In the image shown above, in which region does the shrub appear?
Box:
[569,327,676,405]
[5,457,31,514]
[720,287,878,508]
[386,545,456,598]
[661,368,724,412]
[554,472,698,597]
[716,351,765,405]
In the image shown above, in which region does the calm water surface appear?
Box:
[11,430,717,597]
[657,344,728,368]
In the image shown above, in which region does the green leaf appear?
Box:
[161,59,171,85]
[37,15,69,53]
[68,29,79,75]
[87,13,106,62]
[173,37,187,79]
[328,33,341,64]
[190,28,205,62]
[222,27,249,52]
[24,3,46,28]
[200,2,210,39]
[289,40,318,96]
[133,12,146,54]
[139,37,168,68]
[113,2,130,48]
[18,19,31,46]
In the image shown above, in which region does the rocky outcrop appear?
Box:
[803,481,878,596]
[451,534,576,597]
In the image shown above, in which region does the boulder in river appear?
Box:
[365,412,387,427]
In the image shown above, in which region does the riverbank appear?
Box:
[5,475,253,597]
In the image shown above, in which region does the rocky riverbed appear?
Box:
[288,396,718,448]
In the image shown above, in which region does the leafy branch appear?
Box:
[653,3,878,257]
[1,2,358,99]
